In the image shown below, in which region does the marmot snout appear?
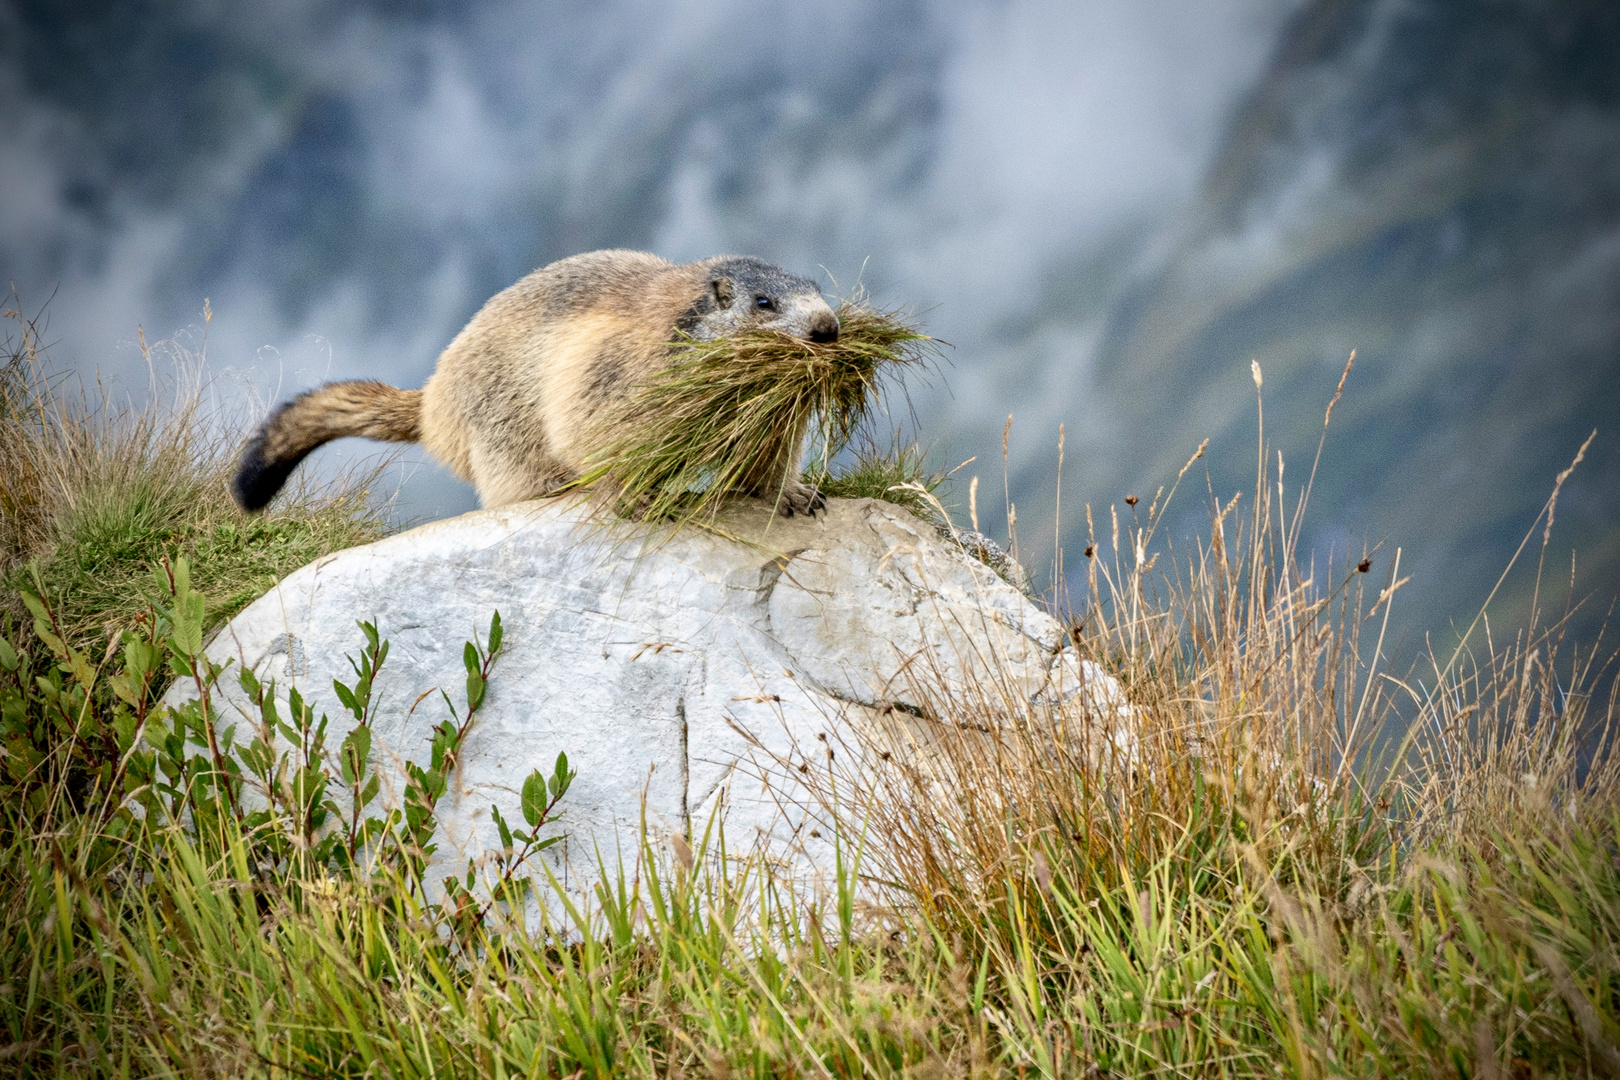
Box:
[232,249,838,515]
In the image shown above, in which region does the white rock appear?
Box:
[167,496,1122,906]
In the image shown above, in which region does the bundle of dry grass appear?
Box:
[575,301,937,525]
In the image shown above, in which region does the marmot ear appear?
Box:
[711,277,734,306]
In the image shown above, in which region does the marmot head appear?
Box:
[683,256,840,344]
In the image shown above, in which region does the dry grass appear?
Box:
[0,302,388,658]
[574,299,937,525]
[799,363,1620,1075]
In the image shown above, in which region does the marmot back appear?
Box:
[232,250,839,515]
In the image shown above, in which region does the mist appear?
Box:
[1,0,1289,508]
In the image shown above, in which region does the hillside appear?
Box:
[1071,0,1620,650]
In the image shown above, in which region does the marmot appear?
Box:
[231,250,840,515]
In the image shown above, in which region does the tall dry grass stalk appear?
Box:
[843,353,1616,898]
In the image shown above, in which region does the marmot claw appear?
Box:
[777,481,824,518]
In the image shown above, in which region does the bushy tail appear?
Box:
[232,381,422,511]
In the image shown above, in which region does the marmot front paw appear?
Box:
[776,480,826,518]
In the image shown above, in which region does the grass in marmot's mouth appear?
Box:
[573,301,938,526]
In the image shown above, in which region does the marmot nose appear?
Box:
[808,312,839,344]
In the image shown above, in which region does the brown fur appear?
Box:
[232,250,838,514]
[264,383,421,459]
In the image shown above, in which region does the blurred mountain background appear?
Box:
[2,0,1616,658]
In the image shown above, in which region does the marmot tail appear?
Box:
[231,381,422,511]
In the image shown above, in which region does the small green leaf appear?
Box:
[550,751,574,800]
[423,769,447,802]
[128,637,157,675]
[487,611,503,657]
[258,691,280,731]
[29,616,64,658]
[109,672,142,708]
[294,765,327,813]
[62,645,92,691]
[143,716,172,751]
[112,711,139,753]
[521,770,547,828]
[463,640,479,676]
[430,719,460,771]
[492,804,514,851]
[332,680,360,720]
[170,588,205,658]
[340,726,372,784]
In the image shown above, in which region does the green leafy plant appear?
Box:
[487,749,576,913]
[1,554,569,898]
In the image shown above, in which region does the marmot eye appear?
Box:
[755,295,775,311]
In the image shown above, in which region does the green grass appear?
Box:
[10,485,382,654]
[2,304,1618,1077]
[4,573,1614,1076]
[814,438,948,520]
[0,305,387,661]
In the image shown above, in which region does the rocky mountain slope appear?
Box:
[1074,0,1620,649]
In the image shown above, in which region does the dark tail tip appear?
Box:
[231,406,311,512]
[232,432,297,512]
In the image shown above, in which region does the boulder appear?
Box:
[167,496,1119,904]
